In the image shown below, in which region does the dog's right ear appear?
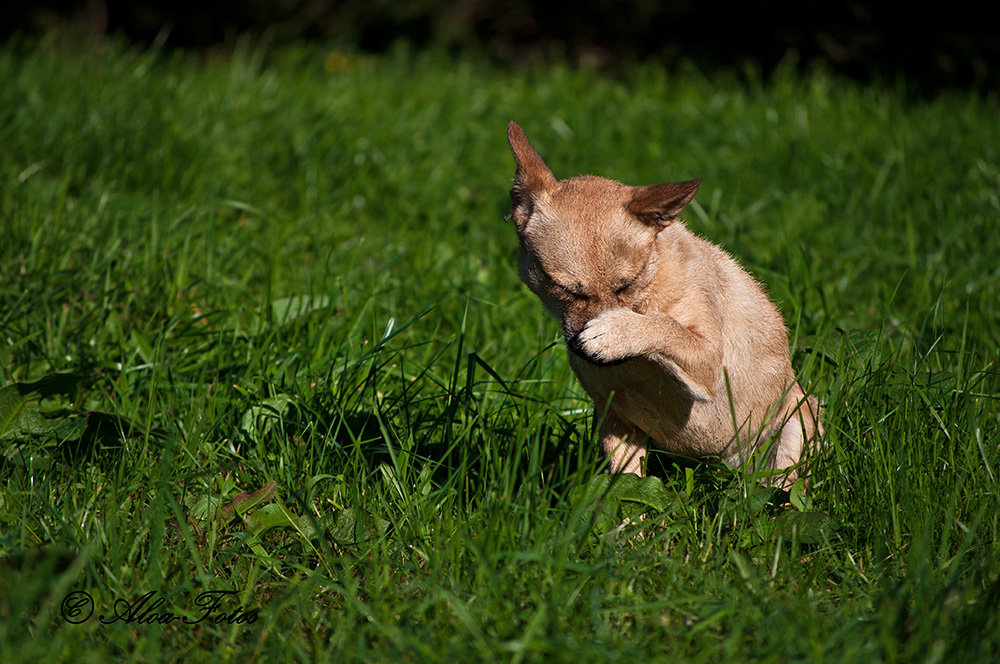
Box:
[627,179,701,229]
[508,122,556,227]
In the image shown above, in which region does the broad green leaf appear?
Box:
[296,513,342,540]
[0,373,89,439]
[223,481,278,521]
[52,416,89,443]
[185,494,226,521]
[774,510,839,544]
[571,473,676,514]
[0,385,44,439]
[245,502,300,536]
[240,396,293,444]
[788,479,812,512]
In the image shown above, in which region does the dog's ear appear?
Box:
[508,122,556,226]
[627,179,701,229]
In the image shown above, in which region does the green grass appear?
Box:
[1,34,999,661]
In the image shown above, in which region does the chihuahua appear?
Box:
[506,121,820,486]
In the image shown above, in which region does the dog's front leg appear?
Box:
[575,308,721,402]
[598,412,648,475]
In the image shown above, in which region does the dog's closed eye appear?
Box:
[556,283,589,301]
[614,267,646,295]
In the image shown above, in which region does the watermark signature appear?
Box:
[61,590,260,626]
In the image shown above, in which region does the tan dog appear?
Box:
[507,121,820,485]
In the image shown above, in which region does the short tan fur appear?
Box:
[507,121,821,484]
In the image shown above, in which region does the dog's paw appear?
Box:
[572,309,643,364]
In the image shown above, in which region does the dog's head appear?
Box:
[506,121,700,344]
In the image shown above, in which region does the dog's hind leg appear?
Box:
[599,413,649,476]
[769,392,822,488]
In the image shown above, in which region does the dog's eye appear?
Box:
[614,279,632,295]
[554,283,587,301]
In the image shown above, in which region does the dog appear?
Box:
[506,121,821,486]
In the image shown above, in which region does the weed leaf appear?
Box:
[0,385,44,439]
[774,510,839,544]
[572,473,676,514]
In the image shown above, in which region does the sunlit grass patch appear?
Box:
[1,36,998,661]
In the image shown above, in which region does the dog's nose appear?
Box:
[563,320,586,349]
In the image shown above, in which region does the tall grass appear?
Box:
[1,35,998,661]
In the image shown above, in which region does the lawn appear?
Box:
[1,35,998,662]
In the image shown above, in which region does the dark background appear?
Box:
[5,0,999,94]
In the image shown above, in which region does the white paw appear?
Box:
[574,309,642,364]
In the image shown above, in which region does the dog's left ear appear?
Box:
[508,122,556,227]
[627,179,701,229]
